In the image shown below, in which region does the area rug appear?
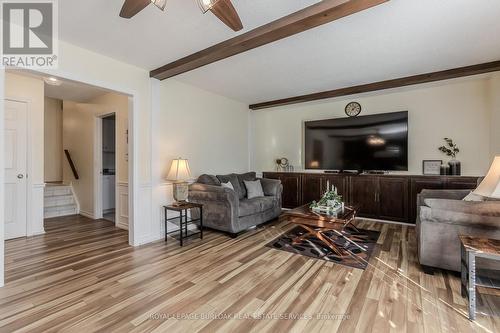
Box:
[266,226,380,270]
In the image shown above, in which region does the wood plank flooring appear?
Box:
[0,215,498,332]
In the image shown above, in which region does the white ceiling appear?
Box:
[44,79,109,102]
[59,0,500,104]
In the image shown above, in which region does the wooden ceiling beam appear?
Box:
[249,60,500,110]
[150,0,389,80]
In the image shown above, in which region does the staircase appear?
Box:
[44,184,78,218]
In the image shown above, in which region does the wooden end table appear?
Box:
[164,203,203,246]
[281,203,365,257]
[460,235,500,320]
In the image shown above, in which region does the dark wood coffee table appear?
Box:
[282,204,363,257]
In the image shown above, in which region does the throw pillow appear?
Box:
[463,191,485,202]
[221,182,234,190]
[217,174,244,199]
[244,180,264,199]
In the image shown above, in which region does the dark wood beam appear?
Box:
[150,0,389,80]
[249,60,500,110]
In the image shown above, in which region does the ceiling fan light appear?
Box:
[197,0,220,13]
[151,0,167,11]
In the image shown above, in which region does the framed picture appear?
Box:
[422,160,442,175]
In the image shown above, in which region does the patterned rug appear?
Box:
[266,226,380,269]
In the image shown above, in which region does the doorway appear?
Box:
[101,114,116,223]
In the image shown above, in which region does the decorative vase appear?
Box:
[448,159,461,176]
[440,163,450,175]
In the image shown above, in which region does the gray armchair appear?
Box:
[189,172,282,236]
[416,188,500,272]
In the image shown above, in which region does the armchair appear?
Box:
[416,188,500,272]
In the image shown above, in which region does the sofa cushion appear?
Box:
[239,196,276,217]
[244,180,264,199]
[217,174,244,199]
[197,174,221,186]
[237,172,257,199]
[424,198,500,217]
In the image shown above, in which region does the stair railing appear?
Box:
[64,150,80,180]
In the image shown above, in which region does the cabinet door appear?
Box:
[409,177,444,223]
[281,175,301,209]
[301,174,323,205]
[379,177,409,222]
[349,176,379,218]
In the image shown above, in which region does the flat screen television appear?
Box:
[304,111,408,171]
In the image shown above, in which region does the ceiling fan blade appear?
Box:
[209,0,243,32]
[120,0,151,19]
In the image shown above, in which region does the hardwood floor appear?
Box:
[0,215,498,332]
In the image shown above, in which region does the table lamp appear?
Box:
[474,156,500,199]
[167,158,192,205]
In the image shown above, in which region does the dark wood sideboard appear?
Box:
[263,172,481,224]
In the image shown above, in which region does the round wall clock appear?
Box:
[345,102,362,117]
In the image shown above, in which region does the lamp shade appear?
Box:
[197,0,220,13]
[167,158,192,182]
[151,0,167,11]
[473,156,500,198]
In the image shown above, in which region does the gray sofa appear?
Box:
[188,172,282,236]
[416,188,500,272]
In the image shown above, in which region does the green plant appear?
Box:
[310,190,343,209]
[438,138,460,159]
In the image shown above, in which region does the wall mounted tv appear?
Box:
[304,111,408,171]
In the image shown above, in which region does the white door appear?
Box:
[4,100,28,240]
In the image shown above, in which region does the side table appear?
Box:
[460,235,500,320]
[164,203,203,246]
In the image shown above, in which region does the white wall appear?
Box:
[152,79,249,238]
[156,80,249,179]
[0,68,4,287]
[62,101,97,216]
[44,97,63,182]
[489,73,500,159]
[251,76,493,176]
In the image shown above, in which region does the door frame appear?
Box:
[93,112,117,223]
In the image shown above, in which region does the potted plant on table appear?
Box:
[438,138,461,175]
[310,184,344,213]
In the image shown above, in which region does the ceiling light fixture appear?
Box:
[44,77,62,86]
[197,0,220,13]
[151,0,167,11]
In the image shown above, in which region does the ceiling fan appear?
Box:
[119,0,243,31]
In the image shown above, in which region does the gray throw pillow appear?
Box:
[217,174,244,199]
[244,180,264,199]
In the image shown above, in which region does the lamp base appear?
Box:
[172,182,189,203]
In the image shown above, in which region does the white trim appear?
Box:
[79,210,96,219]
[93,116,103,219]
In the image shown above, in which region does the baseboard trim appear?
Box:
[116,222,129,230]
[79,210,96,219]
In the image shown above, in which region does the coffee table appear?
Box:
[281,204,364,257]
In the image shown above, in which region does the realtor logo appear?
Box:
[1,0,58,68]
